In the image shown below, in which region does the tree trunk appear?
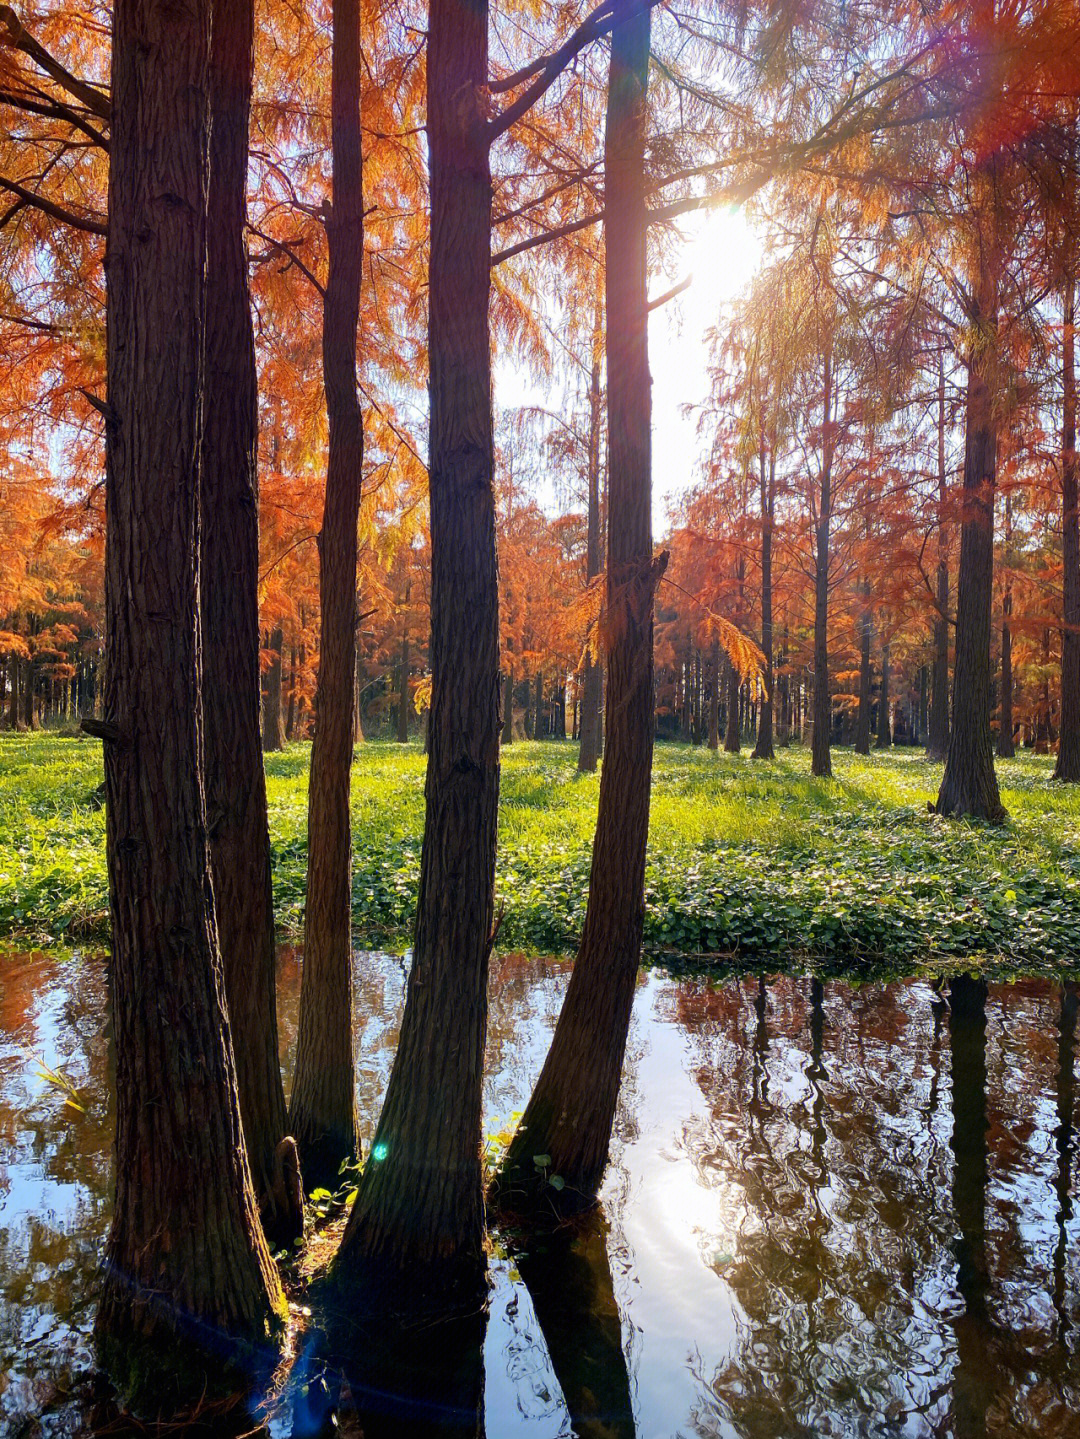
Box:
[288,0,364,1191]
[707,638,719,750]
[997,508,1015,759]
[936,170,1005,820]
[199,0,300,1249]
[286,643,298,740]
[502,669,514,745]
[751,448,775,760]
[875,638,891,748]
[491,1,658,1218]
[22,655,34,729]
[855,578,872,754]
[262,626,285,751]
[723,656,740,753]
[578,336,604,773]
[396,632,410,743]
[534,669,544,739]
[812,347,834,778]
[334,0,498,1313]
[95,0,283,1398]
[1055,271,1080,779]
[928,356,950,760]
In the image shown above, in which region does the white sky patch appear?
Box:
[649,205,763,530]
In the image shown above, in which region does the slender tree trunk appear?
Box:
[534,670,544,739]
[875,638,891,748]
[288,0,364,1190]
[1055,271,1080,779]
[723,657,740,753]
[22,655,34,729]
[929,357,950,760]
[7,654,17,729]
[707,638,719,750]
[578,336,604,773]
[502,669,514,745]
[354,626,365,743]
[855,578,872,755]
[262,626,285,751]
[492,1,660,1217]
[997,489,1015,759]
[752,449,775,760]
[200,0,300,1248]
[396,600,410,744]
[95,0,283,1397]
[335,0,498,1311]
[812,347,834,778]
[936,169,1006,820]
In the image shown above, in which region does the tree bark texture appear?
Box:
[1055,273,1080,779]
[502,669,514,745]
[334,0,498,1312]
[491,1,657,1218]
[929,358,950,761]
[288,0,364,1191]
[751,447,775,759]
[96,0,283,1399]
[936,172,1005,820]
[262,625,285,751]
[723,656,740,753]
[578,343,604,773]
[855,577,872,755]
[812,347,834,778]
[707,637,719,750]
[201,0,300,1248]
[875,638,891,748]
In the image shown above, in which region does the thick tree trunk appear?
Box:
[491,1,658,1218]
[751,449,775,760]
[812,348,834,779]
[262,626,285,751]
[928,358,950,760]
[578,341,604,773]
[855,579,872,755]
[936,174,1005,820]
[95,0,283,1399]
[875,638,891,748]
[200,0,300,1249]
[1055,274,1080,779]
[288,0,364,1191]
[334,0,498,1312]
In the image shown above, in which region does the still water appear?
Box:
[1,949,1079,1437]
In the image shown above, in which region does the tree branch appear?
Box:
[0,174,106,234]
[0,5,109,120]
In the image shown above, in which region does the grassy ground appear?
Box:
[3,731,1080,975]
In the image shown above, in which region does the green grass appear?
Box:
[3,731,1080,976]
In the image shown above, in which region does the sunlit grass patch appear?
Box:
[1,731,1078,973]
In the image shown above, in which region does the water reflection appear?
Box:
[2,952,1080,1436]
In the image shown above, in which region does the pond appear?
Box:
[1,949,1078,1436]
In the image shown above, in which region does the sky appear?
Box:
[496,204,765,537]
[647,205,763,530]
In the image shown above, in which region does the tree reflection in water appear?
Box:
[3,952,1080,1436]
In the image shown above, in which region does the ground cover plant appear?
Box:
[3,732,1079,975]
